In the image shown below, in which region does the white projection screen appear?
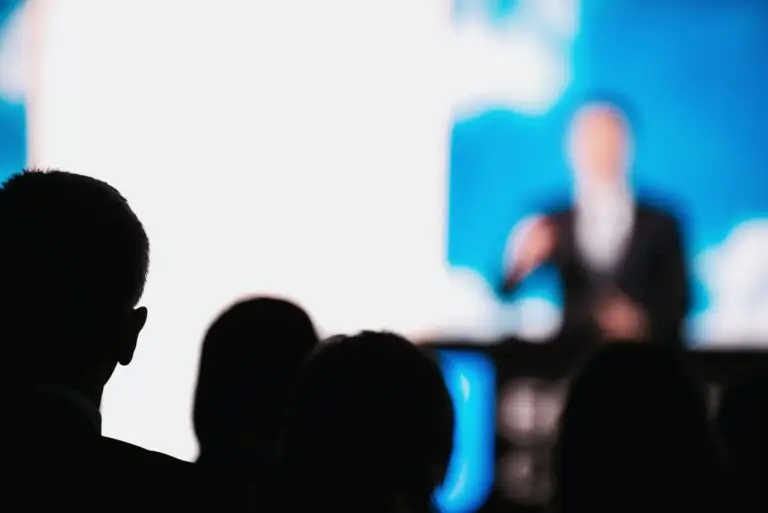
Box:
[29,0,473,460]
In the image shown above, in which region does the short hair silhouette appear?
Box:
[193,296,319,454]
[552,343,726,512]
[0,169,149,383]
[281,331,454,513]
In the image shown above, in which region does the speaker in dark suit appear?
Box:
[502,96,689,345]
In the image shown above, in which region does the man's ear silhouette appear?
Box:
[118,306,147,366]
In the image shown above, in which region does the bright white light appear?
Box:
[0,2,27,103]
[517,0,580,39]
[423,267,562,343]
[516,297,561,341]
[451,24,570,117]
[30,0,503,460]
[449,0,578,117]
[31,0,573,461]
[423,267,516,342]
[694,220,768,346]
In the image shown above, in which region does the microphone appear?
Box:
[502,267,525,295]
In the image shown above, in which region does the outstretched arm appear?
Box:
[501,215,557,294]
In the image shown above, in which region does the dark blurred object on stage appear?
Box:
[423,335,768,513]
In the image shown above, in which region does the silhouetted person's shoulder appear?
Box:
[0,170,197,511]
[101,436,190,466]
[99,438,197,508]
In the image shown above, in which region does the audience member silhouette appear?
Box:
[551,344,729,513]
[717,369,768,509]
[193,296,319,509]
[0,169,195,510]
[3,168,750,513]
[281,331,455,513]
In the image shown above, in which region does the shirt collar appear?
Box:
[575,182,634,215]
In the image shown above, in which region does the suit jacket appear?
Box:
[3,388,201,512]
[504,202,689,346]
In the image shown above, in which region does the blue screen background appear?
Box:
[447,0,768,345]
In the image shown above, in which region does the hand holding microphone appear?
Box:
[503,217,557,293]
[516,217,557,276]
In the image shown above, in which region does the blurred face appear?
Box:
[568,104,630,188]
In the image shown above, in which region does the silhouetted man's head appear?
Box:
[193,296,319,456]
[554,344,725,511]
[281,331,455,513]
[567,98,633,190]
[0,169,149,391]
